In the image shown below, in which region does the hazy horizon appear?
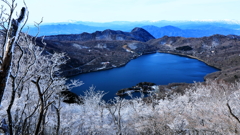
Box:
[25,19,240,26]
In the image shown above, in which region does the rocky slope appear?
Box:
[148,34,240,82]
[37,28,156,76]
[38,27,240,83]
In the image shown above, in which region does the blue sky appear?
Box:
[14,0,240,23]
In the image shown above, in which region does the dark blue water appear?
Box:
[70,53,218,101]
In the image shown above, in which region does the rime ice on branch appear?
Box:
[0,0,27,104]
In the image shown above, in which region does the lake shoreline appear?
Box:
[70,53,218,101]
[68,51,158,77]
[68,51,220,84]
[158,51,222,71]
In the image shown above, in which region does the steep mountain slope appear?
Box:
[37,28,156,76]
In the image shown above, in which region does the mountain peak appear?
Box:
[131,27,145,32]
[130,27,155,42]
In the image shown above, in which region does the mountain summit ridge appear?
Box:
[44,27,155,42]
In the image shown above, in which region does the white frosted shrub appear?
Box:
[58,80,240,134]
[1,36,240,134]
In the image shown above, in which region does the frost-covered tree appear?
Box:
[0,0,27,104]
[1,1,240,135]
[0,0,82,134]
[58,81,240,135]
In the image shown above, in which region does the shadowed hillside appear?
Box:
[37,28,156,76]
[39,28,240,83]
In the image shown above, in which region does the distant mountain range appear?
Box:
[26,24,105,36]
[25,20,240,38]
[142,25,240,38]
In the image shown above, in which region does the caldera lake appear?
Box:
[70,53,219,101]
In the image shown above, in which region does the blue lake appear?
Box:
[70,53,219,101]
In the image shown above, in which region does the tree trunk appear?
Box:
[0,7,26,104]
